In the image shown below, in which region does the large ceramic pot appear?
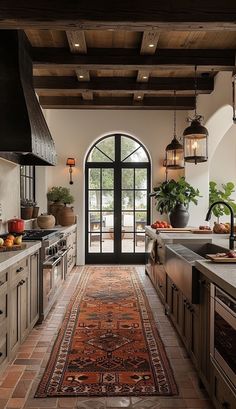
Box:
[48,202,64,225]
[169,203,189,228]
[37,214,56,229]
[58,206,75,226]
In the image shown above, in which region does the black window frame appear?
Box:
[20,165,36,202]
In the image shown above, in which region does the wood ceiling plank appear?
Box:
[1,1,236,30]
[140,31,160,55]
[39,95,195,109]
[66,31,87,53]
[33,76,214,93]
[32,48,235,71]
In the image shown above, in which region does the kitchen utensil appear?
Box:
[7,217,25,233]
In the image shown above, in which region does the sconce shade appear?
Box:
[66,157,75,167]
[165,137,184,169]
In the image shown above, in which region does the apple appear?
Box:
[226,250,236,258]
[14,236,22,245]
[0,238,4,246]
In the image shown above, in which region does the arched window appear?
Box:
[85,134,151,264]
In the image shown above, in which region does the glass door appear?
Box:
[85,134,150,264]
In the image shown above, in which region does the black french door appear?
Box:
[85,134,151,264]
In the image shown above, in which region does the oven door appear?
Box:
[210,284,236,386]
[43,255,64,311]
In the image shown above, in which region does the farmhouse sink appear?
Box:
[183,242,228,258]
[165,242,227,304]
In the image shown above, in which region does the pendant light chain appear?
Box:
[194,65,197,118]
[173,90,177,138]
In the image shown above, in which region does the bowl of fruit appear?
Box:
[151,220,172,230]
[0,235,25,252]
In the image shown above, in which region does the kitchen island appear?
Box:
[145,226,236,409]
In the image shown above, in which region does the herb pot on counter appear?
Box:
[8,217,25,233]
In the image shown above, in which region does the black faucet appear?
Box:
[205,201,236,250]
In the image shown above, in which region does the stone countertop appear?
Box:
[42,224,77,235]
[196,260,236,299]
[0,242,41,273]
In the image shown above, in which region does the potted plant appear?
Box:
[57,190,75,226]
[20,198,34,220]
[150,176,201,227]
[209,181,236,233]
[47,186,69,224]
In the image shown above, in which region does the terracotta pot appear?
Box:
[48,202,64,225]
[58,206,75,226]
[8,218,25,233]
[37,214,56,229]
[32,206,39,218]
[21,207,33,220]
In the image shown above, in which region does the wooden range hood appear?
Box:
[0,30,56,166]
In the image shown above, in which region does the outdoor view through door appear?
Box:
[85,134,151,264]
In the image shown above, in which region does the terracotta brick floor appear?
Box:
[0,266,214,409]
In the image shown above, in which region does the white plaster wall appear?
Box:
[209,125,236,223]
[0,158,20,233]
[185,72,235,226]
[45,109,186,264]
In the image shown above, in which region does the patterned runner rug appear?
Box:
[35,266,178,397]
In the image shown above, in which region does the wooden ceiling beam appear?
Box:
[39,96,195,110]
[140,31,160,55]
[66,31,87,53]
[34,76,214,94]
[32,48,235,70]
[1,1,236,30]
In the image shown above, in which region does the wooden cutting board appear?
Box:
[156,227,191,233]
[0,243,27,252]
[191,229,213,234]
[206,254,236,263]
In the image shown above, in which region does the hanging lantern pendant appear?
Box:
[183,67,208,164]
[165,91,184,170]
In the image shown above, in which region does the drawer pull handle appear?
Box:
[0,352,2,357]
[16,267,24,273]
[0,310,3,315]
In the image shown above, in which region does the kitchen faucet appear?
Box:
[205,201,236,250]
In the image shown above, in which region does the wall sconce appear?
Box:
[66,157,75,184]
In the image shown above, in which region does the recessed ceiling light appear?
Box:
[142,76,148,79]
[148,43,155,48]
[79,75,84,79]
[137,95,142,99]
[74,43,80,47]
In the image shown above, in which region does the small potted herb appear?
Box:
[20,198,34,220]
[150,177,201,227]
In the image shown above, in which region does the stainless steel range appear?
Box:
[23,230,68,323]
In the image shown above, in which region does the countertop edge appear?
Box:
[195,260,236,299]
[0,242,41,272]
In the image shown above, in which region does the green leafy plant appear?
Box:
[209,181,236,222]
[150,177,201,215]
[47,186,74,205]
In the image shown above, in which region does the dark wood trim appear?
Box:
[39,95,195,109]
[0,1,236,30]
[34,76,214,94]
[32,48,235,70]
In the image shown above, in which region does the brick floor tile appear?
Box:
[1,372,22,388]
[6,397,26,408]
[0,388,13,398]
[0,399,8,409]
[57,398,78,407]
[12,380,33,398]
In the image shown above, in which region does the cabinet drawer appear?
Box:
[0,327,7,366]
[11,258,29,281]
[211,362,236,409]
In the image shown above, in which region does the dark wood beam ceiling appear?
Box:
[1,1,236,30]
[39,96,195,110]
[32,48,235,71]
[34,76,214,94]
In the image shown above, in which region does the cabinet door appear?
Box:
[19,275,29,342]
[199,275,211,389]
[9,281,20,356]
[30,252,39,325]
[211,362,236,409]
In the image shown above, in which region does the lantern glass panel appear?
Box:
[184,134,207,163]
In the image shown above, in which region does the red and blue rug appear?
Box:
[35,266,178,397]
